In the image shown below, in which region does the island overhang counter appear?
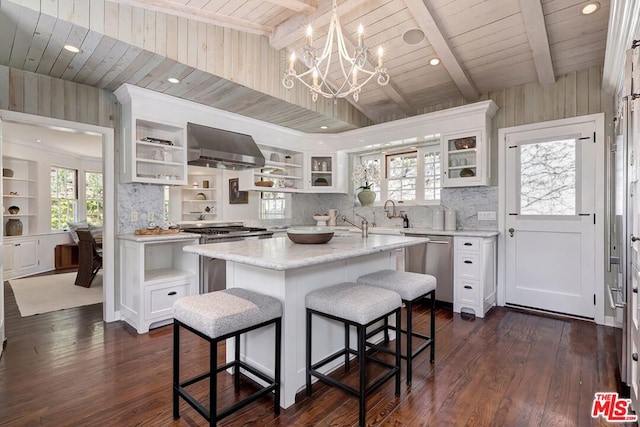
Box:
[183,233,428,408]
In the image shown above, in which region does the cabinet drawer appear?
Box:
[456,279,480,305]
[145,281,192,320]
[455,253,480,280]
[456,237,481,252]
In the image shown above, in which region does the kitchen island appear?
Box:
[183,233,428,408]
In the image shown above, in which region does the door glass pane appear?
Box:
[520,139,576,215]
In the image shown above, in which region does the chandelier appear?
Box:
[282,0,390,103]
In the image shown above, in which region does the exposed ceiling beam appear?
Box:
[110,0,272,36]
[518,0,555,85]
[270,0,370,50]
[402,0,479,100]
[265,0,317,14]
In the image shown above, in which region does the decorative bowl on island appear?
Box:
[287,226,334,244]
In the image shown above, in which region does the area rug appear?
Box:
[9,272,103,317]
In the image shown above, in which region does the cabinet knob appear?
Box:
[633,353,638,362]
[508,228,515,237]
[14,243,20,247]
[167,291,177,296]
[634,288,638,294]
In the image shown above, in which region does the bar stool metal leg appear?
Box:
[306,309,313,397]
[210,339,216,427]
[406,300,414,386]
[173,321,180,420]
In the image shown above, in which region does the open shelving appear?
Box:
[3,157,37,236]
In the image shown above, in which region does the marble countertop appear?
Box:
[331,226,499,237]
[118,232,202,242]
[183,234,428,271]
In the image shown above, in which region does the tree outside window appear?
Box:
[85,171,104,225]
[51,167,77,230]
[387,153,417,201]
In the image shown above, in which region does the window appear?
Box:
[85,171,104,225]
[51,166,77,230]
[423,146,441,202]
[354,142,441,205]
[260,191,287,219]
[519,139,576,215]
[387,152,417,201]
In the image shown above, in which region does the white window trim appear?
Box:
[353,143,442,206]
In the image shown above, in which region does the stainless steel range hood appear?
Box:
[187,122,265,169]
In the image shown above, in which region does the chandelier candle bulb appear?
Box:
[289,52,296,71]
[378,47,384,67]
[306,25,313,47]
[313,69,318,86]
[357,24,364,47]
[352,68,358,85]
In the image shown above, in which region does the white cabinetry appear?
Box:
[3,157,37,236]
[238,148,305,192]
[453,236,496,317]
[119,236,199,333]
[442,130,489,187]
[306,152,348,193]
[3,237,39,279]
[115,86,188,185]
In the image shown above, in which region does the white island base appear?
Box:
[226,250,396,408]
[183,234,428,408]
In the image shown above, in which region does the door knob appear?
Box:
[508,228,514,237]
[633,235,640,242]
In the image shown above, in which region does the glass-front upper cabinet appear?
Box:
[442,130,489,187]
[307,153,336,192]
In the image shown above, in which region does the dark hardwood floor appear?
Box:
[0,281,630,426]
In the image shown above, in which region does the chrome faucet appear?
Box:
[384,199,401,219]
[341,214,369,238]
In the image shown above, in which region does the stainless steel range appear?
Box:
[180,222,274,292]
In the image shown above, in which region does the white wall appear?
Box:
[3,140,103,234]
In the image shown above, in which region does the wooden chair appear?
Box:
[75,229,103,288]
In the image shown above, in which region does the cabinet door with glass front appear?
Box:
[307,154,336,192]
[442,131,488,187]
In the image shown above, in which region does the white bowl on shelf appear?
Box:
[312,215,330,226]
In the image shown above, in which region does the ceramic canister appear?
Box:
[445,208,457,231]
[432,208,444,230]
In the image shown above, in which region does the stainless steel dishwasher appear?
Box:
[404,233,453,307]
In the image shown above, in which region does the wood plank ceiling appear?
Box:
[0,0,610,132]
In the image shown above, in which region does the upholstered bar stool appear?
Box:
[305,282,402,427]
[172,288,282,426]
[357,269,436,386]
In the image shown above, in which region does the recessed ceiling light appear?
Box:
[402,28,425,45]
[320,125,328,129]
[167,77,181,84]
[36,139,42,143]
[581,2,600,14]
[63,44,81,53]
[429,58,440,66]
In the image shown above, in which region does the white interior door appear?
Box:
[505,121,597,318]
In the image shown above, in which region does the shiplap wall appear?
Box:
[420,65,609,130]
[0,65,117,127]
